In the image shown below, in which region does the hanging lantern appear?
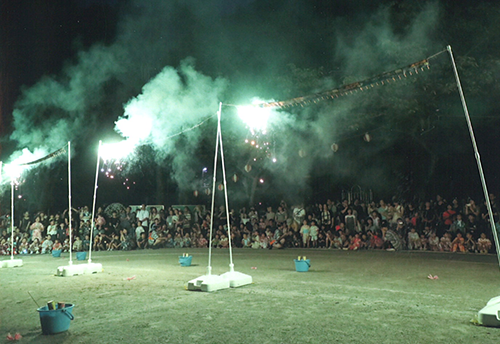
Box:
[363,132,372,142]
[193,190,199,197]
[218,184,224,191]
[232,174,239,183]
[331,143,339,152]
[298,149,306,158]
[205,188,211,195]
[244,164,252,172]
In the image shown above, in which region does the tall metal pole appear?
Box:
[10,180,15,260]
[206,103,222,276]
[218,106,235,271]
[447,45,500,267]
[88,140,102,263]
[68,141,73,265]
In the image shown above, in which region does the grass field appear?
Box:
[1,248,500,343]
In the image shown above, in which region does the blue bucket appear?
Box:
[37,304,75,335]
[52,250,62,258]
[179,255,192,267]
[76,252,87,260]
[294,259,311,272]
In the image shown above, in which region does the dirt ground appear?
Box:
[1,248,500,343]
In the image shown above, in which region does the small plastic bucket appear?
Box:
[294,259,311,272]
[76,252,87,260]
[179,255,192,267]
[37,304,75,335]
[52,250,62,258]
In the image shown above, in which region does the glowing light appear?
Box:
[250,140,255,146]
[237,98,274,133]
[100,141,136,162]
[272,158,277,163]
[3,164,25,181]
[259,178,264,184]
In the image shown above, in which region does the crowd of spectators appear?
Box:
[0,194,498,256]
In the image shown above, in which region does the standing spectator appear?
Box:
[136,204,150,229]
[300,220,310,248]
[30,217,44,242]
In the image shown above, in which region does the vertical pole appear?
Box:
[447,45,500,267]
[88,140,102,263]
[10,180,14,260]
[68,142,73,265]
[206,103,222,276]
[218,106,235,271]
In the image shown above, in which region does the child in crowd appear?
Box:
[120,230,130,250]
[197,234,208,248]
[477,233,492,254]
[93,235,105,251]
[19,238,29,254]
[174,233,183,248]
[439,233,452,251]
[53,239,62,251]
[419,234,428,251]
[73,236,83,252]
[29,238,41,254]
[164,233,174,248]
[62,238,70,252]
[349,234,362,250]
[183,233,192,248]
[137,232,148,249]
[451,233,466,253]
[428,233,440,251]
[241,233,251,248]
[41,235,53,254]
[82,235,90,251]
[108,234,121,251]
[407,228,420,250]
[464,232,476,253]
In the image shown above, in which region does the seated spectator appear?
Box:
[419,234,428,251]
[451,233,466,253]
[428,233,440,251]
[29,238,41,254]
[73,236,83,252]
[197,234,208,248]
[407,228,420,250]
[53,239,62,251]
[41,235,53,254]
[439,233,452,252]
[477,233,492,254]
[464,232,477,253]
[137,232,148,249]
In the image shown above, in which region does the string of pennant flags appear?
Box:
[19,146,67,166]
[258,49,447,109]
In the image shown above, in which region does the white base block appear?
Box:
[220,270,253,288]
[478,296,500,327]
[56,263,103,277]
[187,274,230,292]
[1,259,23,268]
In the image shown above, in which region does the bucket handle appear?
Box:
[62,309,74,321]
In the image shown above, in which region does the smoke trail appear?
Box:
[114,59,227,189]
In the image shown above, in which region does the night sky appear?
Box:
[1,0,500,214]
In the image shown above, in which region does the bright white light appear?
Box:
[100,141,136,162]
[272,158,277,163]
[237,98,274,133]
[259,178,264,184]
[3,164,25,181]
